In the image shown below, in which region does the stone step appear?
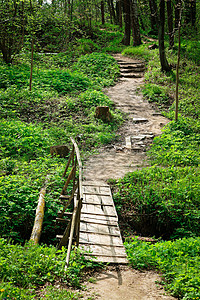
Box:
[132,117,148,123]
[120,73,143,78]
[120,67,145,73]
[117,61,144,66]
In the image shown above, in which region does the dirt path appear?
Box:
[83,54,169,181]
[82,54,175,300]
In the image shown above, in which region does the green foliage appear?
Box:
[180,39,200,64]
[0,119,54,160]
[142,83,172,107]
[125,237,200,299]
[112,166,200,239]
[122,45,154,61]
[0,239,101,297]
[73,52,120,87]
[148,119,200,167]
[0,158,66,242]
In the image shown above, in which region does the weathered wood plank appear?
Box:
[79,183,127,264]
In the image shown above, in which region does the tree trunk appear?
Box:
[166,0,174,49]
[185,0,196,27]
[107,0,113,23]
[175,0,181,30]
[101,1,105,25]
[149,0,158,34]
[29,39,34,91]
[130,0,142,46]
[107,0,117,24]
[116,0,123,27]
[122,0,131,45]
[175,1,182,121]
[158,0,171,72]
[191,0,196,27]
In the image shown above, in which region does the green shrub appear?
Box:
[125,237,200,299]
[0,119,55,160]
[122,45,153,61]
[0,239,102,291]
[148,119,200,166]
[112,166,200,239]
[73,52,119,87]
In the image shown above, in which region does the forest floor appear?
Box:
[81,54,176,300]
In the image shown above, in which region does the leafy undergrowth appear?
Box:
[0,239,102,299]
[125,237,200,300]
[112,166,200,239]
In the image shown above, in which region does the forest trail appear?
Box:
[82,54,175,300]
[83,54,169,181]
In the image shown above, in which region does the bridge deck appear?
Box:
[79,181,128,264]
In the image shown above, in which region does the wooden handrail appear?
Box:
[70,137,83,201]
[57,137,83,268]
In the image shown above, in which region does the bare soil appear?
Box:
[82,266,176,300]
[82,54,176,300]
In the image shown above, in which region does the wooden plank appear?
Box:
[80,218,118,226]
[82,201,113,206]
[83,245,126,257]
[86,256,128,264]
[81,215,118,222]
[83,192,111,196]
[80,222,120,235]
[79,241,125,247]
[79,234,124,246]
[80,230,120,237]
[81,211,117,217]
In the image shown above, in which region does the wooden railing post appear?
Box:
[57,137,83,269]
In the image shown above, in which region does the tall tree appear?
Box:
[101,0,105,25]
[149,0,158,34]
[130,0,142,46]
[158,0,171,71]
[185,0,196,27]
[122,0,131,45]
[166,0,174,49]
[116,0,122,28]
[175,0,181,30]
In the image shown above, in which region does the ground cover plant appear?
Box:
[0,239,101,299]
[125,237,200,300]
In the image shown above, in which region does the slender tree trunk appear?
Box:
[166,0,174,49]
[149,0,158,34]
[175,0,181,30]
[191,0,196,27]
[107,0,113,23]
[21,0,25,48]
[29,39,34,91]
[130,0,142,46]
[158,0,171,72]
[175,2,182,121]
[116,0,123,27]
[101,1,105,25]
[122,0,131,45]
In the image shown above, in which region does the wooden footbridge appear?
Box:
[56,138,128,267]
